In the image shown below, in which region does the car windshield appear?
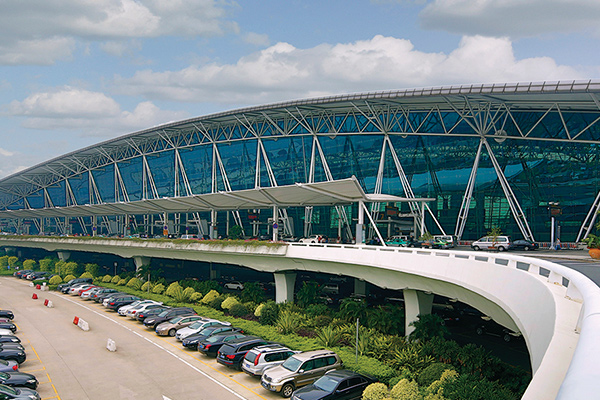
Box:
[0,384,17,394]
[205,335,224,343]
[157,310,170,317]
[314,376,338,392]
[0,360,8,366]
[188,321,207,329]
[0,372,8,379]
[169,316,184,324]
[197,327,214,335]
[281,356,302,372]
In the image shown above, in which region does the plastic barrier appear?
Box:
[35,284,41,289]
[77,319,89,331]
[43,299,48,306]
[46,300,53,308]
[41,283,49,291]
[106,338,117,352]
[73,316,79,325]
[32,293,38,300]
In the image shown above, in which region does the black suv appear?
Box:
[216,336,269,370]
[57,277,93,292]
[106,295,141,311]
[143,307,196,329]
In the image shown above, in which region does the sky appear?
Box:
[1,0,599,179]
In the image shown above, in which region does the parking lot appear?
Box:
[0,277,282,400]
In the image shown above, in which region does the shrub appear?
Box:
[259,301,279,325]
[315,325,343,347]
[362,382,389,400]
[63,274,76,282]
[64,261,80,276]
[254,303,266,317]
[84,263,100,277]
[49,275,63,285]
[240,282,265,303]
[141,281,153,292]
[221,296,240,311]
[111,275,121,283]
[418,363,456,387]
[23,259,37,270]
[208,296,224,310]
[80,272,93,279]
[190,292,203,302]
[102,275,112,283]
[39,258,55,272]
[127,277,143,290]
[201,289,220,305]
[390,379,420,400]
[196,280,222,295]
[0,256,8,268]
[165,282,182,297]
[276,310,301,335]
[229,225,243,239]
[305,303,331,319]
[54,261,66,275]
[229,302,249,317]
[118,278,127,286]
[152,283,165,294]
[7,256,18,268]
[174,287,195,303]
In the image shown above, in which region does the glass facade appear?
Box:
[2,82,600,242]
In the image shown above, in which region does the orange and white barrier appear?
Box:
[73,316,89,331]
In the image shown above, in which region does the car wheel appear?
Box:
[281,382,295,398]
[168,329,176,337]
[498,246,506,252]
[476,327,484,335]
[473,246,480,251]
[503,334,511,342]
[524,246,530,251]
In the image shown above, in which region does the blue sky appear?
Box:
[0,0,599,179]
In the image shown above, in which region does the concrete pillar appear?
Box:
[403,289,434,336]
[92,216,97,237]
[210,210,217,239]
[209,263,221,281]
[133,256,151,271]
[57,251,71,261]
[354,278,367,296]
[272,205,279,242]
[356,200,364,244]
[274,272,296,303]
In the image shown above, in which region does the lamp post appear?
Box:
[114,262,117,276]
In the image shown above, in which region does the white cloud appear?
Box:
[420,0,600,37]
[7,87,189,137]
[0,148,14,157]
[100,39,142,57]
[113,35,584,105]
[0,0,237,65]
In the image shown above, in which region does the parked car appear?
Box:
[291,369,375,400]
[475,316,522,342]
[155,315,205,337]
[510,239,539,251]
[94,290,123,303]
[0,348,26,364]
[135,306,170,322]
[433,235,459,248]
[0,330,13,337]
[102,293,131,307]
[106,295,141,311]
[118,300,162,316]
[66,283,94,295]
[242,344,299,377]
[175,318,232,341]
[81,287,104,300]
[0,337,20,345]
[0,360,18,373]
[25,271,52,281]
[182,326,243,350]
[261,350,343,398]
[57,277,93,292]
[471,236,511,252]
[321,283,339,295]
[0,311,13,321]
[0,371,38,390]
[0,344,24,353]
[197,333,247,357]
[0,384,40,400]
[13,270,33,279]
[299,235,327,244]
[223,281,244,291]
[125,302,165,319]
[384,236,409,247]
[143,307,196,329]
[217,336,270,370]
[0,323,16,334]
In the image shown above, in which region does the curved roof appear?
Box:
[2,79,600,208]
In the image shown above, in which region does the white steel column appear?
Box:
[356,200,364,244]
[577,191,600,242]
[272,205,279,241]
[455,139,483,239]
[403,289,434,337]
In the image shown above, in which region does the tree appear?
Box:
[240,282,265,303]
[229,225,243,240]
[339,297,368,322]
[408,313,449,342]
[295,281,321,308]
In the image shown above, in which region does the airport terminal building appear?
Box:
[1,80,600,243]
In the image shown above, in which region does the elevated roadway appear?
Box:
[1,236,598,399]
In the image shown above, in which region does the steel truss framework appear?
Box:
[2,80,600,241]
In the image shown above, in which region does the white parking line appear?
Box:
[50,292,250,400]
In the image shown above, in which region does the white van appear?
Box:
[471,236,511,252]
[434,235,458,248]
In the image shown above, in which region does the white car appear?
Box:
[224,281,244,291]
[175,318,231,341]
[68,283,94,295]
[299,235,327,243]
[125,302,164,318]
[118,299,162,316]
